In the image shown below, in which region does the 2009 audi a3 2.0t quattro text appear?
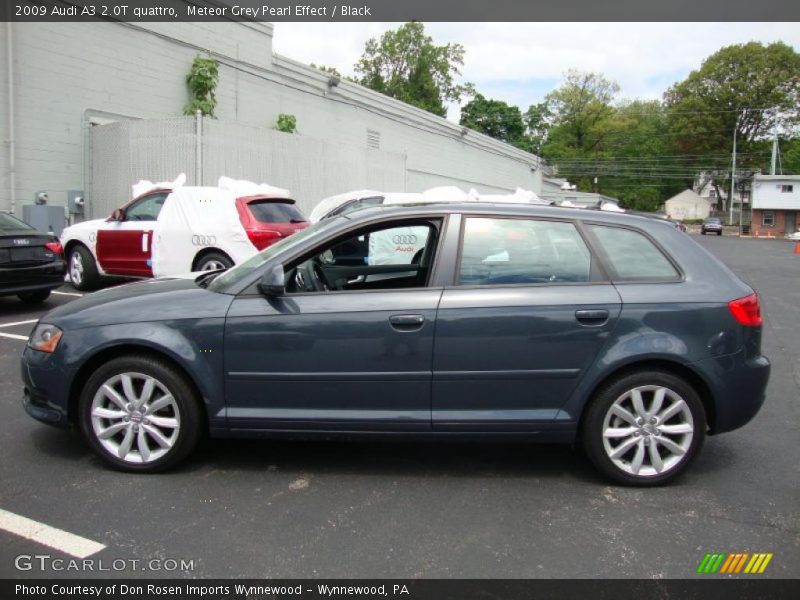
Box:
[20,203,770,485]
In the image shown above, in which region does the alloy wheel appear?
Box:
[601,385,694,477]
[70,251,84,285]
[89,372,181,464]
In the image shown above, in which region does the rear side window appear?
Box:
[589,225,679,281]
[247,200,306,224]
[458,217,592,286]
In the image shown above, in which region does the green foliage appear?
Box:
[354,22,472,117]
[665,42,800,208]
[310,63,342,77]
[460,94,526,147]
[276,113,297,134]
[183,55,219,117]
[782,138,800,174]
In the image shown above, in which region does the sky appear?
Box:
[272,22,800,120]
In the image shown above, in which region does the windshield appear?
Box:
[705,218,721,223]
[208,219,334,293]
[0,212,34,232]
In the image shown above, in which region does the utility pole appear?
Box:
[770,107,779,175]
[729,114,738,226]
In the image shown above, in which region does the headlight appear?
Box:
[28,324,63,353]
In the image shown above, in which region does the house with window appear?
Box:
[751,175,800,237]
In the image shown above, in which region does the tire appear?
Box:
[701,230,706,235]
[68,244,99,291]
[18,290,51,304]
[194,251,233,272]
[78,355,203,473]
[717,231,722,236]
[582,370,706,486]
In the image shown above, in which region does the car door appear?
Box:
[223,216,445,431]
[95,191,168,276]
[432,215,622,430]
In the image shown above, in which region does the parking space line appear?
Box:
[52,291,83,297]
[0,332,28,341]
[0,508,106,558]
[0,319,38,328]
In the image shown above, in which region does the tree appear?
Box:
[310,63,343,78]
[460,94,526,146]
[523,102,551,155]
[354,22,472,117]
[542,70,620,155]
[665,42,800,211]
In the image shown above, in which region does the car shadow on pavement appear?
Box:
[187,437,606,484]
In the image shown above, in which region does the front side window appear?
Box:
[589,225,679,281]
[458,217,592,286]
[762,211,775,227]
[780,185,794,193]
[125,192,168,221]
[286,219,440,293]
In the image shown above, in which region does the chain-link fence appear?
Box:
[89,115,406,218]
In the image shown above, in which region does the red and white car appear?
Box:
[62,177,308,290]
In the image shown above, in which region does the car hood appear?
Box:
[61,218,107,241]
[41,276,235,330]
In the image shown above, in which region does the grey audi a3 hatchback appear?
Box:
[21,203,769,485]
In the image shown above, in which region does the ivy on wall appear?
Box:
[183,55,219,117]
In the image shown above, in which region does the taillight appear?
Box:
[728,293,762,326]
[246,229,282,250]
[44,241,63,256]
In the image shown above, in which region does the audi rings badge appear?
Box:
[392,234,418,245]
[192,234,217,246]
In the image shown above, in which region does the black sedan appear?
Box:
[0,212,65,303]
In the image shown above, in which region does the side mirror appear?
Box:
[109,208,125,222]
[258,265,285,296]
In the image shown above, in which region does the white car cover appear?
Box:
[151,187,257,277]
[131,173,186,199]
[217,176,291,199]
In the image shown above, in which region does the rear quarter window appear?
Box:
[589,225,679,281]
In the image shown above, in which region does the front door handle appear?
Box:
[575,309,609,326]
[389,314,425,331]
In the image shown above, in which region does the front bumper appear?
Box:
[20,347,72,429]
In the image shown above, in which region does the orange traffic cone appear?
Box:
[794,241,800,255]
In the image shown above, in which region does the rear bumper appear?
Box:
[0,261,65,296]
[694,350,770,434]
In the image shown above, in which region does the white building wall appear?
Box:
[1,19,542,218]
[752,175,800,210]
[664,198,711,220]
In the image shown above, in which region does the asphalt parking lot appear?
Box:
[0,235,798,579]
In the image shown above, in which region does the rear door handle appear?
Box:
[575,309,609,325]
[389,314,425,331]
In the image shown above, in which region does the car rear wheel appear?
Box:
[582,370,706,486]
[79,355,203,472]
[68,245,99,291]
[194,251,233,272]
[717,231,722,236]
[18,290,51,304]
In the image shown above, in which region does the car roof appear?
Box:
[342,200,663,227]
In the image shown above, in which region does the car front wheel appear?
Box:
[79,355,203,472]
[582,370,706,486]
[68,245,99,290]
